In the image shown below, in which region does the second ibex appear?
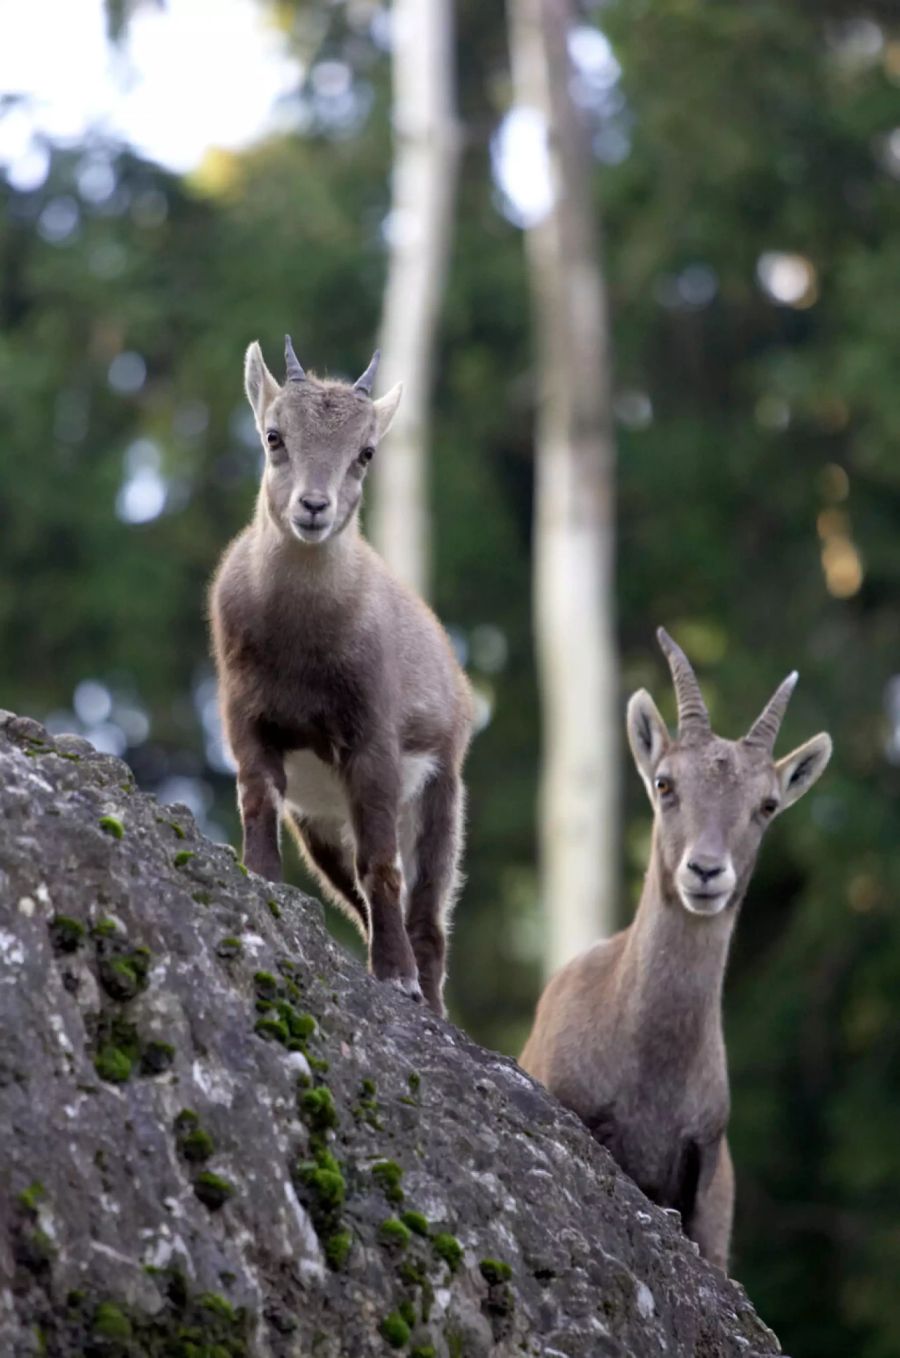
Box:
[520,628,832,1270]
[210,338,473,1015]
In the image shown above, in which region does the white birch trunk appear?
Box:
[508,0,619,971]
[369,0,459,599]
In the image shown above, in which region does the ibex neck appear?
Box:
[252,496,363,592]
[620,848,737,1059]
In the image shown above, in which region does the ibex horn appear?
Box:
[284,334,306,383]
[354,349,380,396]
[744,671,798,752]
[657,627,711,738]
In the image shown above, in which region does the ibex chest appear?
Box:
[283,749,436,824]
[586,1098,724,1218]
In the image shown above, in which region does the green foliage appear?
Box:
[98,816,124,840]
[400,1210,429,1238]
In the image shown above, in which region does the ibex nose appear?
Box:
[299,493,330,516]
[687,859,724,884]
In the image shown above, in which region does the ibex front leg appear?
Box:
[405,766,463,1016]
[346,749,421,1002]
[233,737,285,882]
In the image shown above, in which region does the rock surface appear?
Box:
[0,713,781,1358]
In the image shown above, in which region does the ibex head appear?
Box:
[243,337,402,544]
[626,628,832,917]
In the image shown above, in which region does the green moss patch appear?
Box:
[293,1146,350,1268]
[173,850,195,868]
[479,1258,512,1285]
[253,970,278,998]
[295,1150,345,1214]
[372,1159,404,1205]
[98,946,151,1001]
[324,1229,352,1269]
[175,1113,216,1163]
[194,1172,235,1211]
[432,1233,463,1272]
[300,1085,338,1135]
[161,818,187,840]
[99,815,124,840]
[254,1016,289,1044]
[380,1217,412,1248]
[62,1272,250,1355]
[92,1301,132,1341]
[50,915,85,953]
[197,1292,237,1322]
[380,1312,411,1349]
[400,1209,429,1237]
[18,1181,45,1214]
[216,936,242,959]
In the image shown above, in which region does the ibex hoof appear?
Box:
[387,975,424,1004]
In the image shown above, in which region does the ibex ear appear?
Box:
[373,382,403,442]
[627,689,670,802]
[244,341,280,429]
[774,732,832,811]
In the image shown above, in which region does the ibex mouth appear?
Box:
[291,517,331,543]
[682,890,731,917]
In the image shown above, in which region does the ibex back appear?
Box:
[520,628,832,1270]
[210,337,473,1014]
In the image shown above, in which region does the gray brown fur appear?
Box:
[209,338,473,1014]
[520,627,832,1270]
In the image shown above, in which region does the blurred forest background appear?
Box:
[2,1,900,1353]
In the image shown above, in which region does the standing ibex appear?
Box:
[520,628,832,1270]
[210,337,473,1015]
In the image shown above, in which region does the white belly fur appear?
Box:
[283,749,437,824]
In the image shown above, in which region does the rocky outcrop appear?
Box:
[0,712,780,1357]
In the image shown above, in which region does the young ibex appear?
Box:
[519,628,832,1270]
[210,337,473,1015]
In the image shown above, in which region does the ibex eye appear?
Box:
[266,429,282,449]
[760,797,778,817]
[654,776,673,796]
[359,445,375,465]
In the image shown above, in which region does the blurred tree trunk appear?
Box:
[508,0,619,971]
[369,0,460,598]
